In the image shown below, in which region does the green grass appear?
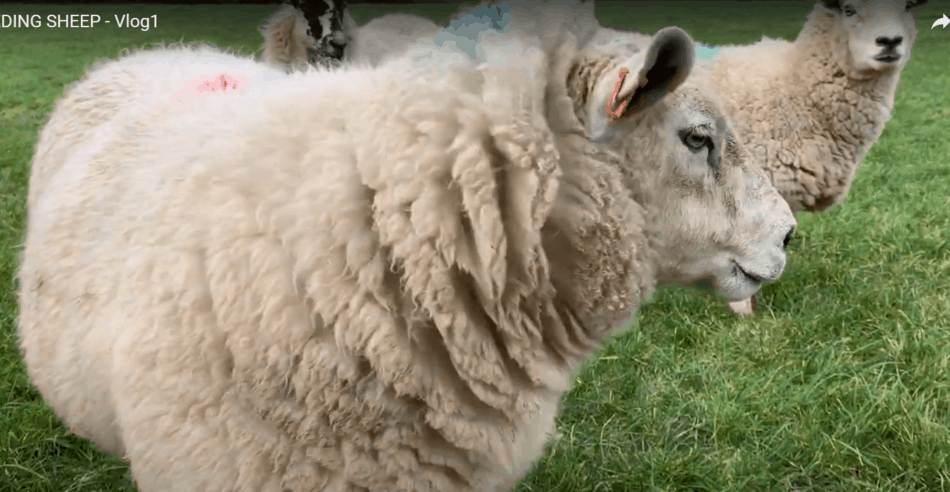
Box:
[1,1,948,491]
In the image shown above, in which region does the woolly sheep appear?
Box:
[694,0,930,315]
[333,4,508,69]
[354,0,598,69]
[258,0,358,73]
[252,1,477,72]
[269,0,595,70]
[18,3,796,490]
[345,12,441,67]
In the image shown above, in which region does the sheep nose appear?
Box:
[876,36,903,49]
[782,226,795,249]
[327,40,346,58]
[331,30,347,45]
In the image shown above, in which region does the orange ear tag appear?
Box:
[606,68,630,122]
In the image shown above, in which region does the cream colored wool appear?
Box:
[345,12,441,67]
[18,2,795,490]
[26,42,285,215]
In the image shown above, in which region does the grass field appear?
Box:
[2,1,949,490]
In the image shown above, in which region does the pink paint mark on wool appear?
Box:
[168,73,246,102]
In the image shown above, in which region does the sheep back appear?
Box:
[27,42,283,213]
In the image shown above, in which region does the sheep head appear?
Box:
[259,1,355,72]
[565,27,797,303]
[815,0,928,75]
[288,0,352,59]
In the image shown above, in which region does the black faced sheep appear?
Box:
[258,0,358,72]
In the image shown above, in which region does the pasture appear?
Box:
[1,1,948,490]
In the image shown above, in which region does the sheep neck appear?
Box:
[527,59,661,371]
[538,140,655,367]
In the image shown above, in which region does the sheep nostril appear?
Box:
[783,227,795,249]
[328,41,346,58]
[875,36,903,48]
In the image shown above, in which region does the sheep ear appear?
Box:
[905,0,929,11]
[818,0,841,11]
[259,4,310,72]
[343,9,359,32]
[588,26,694,142]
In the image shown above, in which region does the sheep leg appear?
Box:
[727,296,757,316]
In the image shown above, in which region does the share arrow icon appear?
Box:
[934,14,949,29]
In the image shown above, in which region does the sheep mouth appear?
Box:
[873,53,901,63]
[734,262,766,285]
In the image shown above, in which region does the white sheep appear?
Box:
[444,0,595,26]
[258,0,358,73]
[18,2,796,490]
[270,0,593,70]
[693,0,930,315]
[263,3,516,70]
[344,12,441,67]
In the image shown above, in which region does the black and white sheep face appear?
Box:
[820,0,928,73]
[580,27,796,301]
[289,0,349,62]
[259,0,355,72]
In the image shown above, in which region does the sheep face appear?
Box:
[818,0,928,74]
[289,0,349,60]
[576,28,797,302]
[641,80,797,301]
[259,0,352,71]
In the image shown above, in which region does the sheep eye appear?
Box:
[843,5,857,15]
[682,131,711,151]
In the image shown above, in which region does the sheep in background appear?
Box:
[341,4,510,68]
[346,0,596,68]
[285,2,522,69]
[697,0,929,315]
[345,12,441,67]
[444,0,595,27]
[18,1,796,489]
[258,0,358,72]
[366,1,597,76]
[278,0,594,69]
